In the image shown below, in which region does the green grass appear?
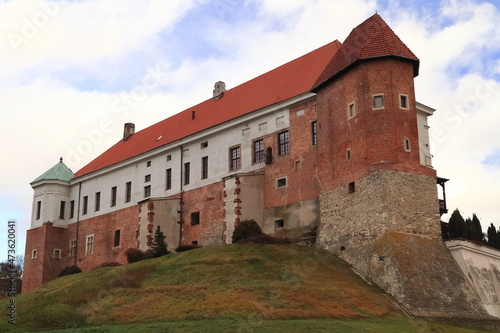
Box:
[0,244,494,332]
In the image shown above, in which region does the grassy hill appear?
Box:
[0,244,494,332]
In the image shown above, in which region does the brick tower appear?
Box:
[315,14,487,318]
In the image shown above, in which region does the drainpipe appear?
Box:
[179,145,184,247]
[74,182,82,267]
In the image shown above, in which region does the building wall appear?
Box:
[447,239,500,318]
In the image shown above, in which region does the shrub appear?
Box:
[232,219,262,243]
[58,266,82,277]
[125,248,146,263]
[175,244,201,252]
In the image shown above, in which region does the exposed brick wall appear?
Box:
[181,181,225,246]
[315,58,435,194]
[22,223,68,293]
[263,99,320,209]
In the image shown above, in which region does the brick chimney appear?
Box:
[123,123,135,140]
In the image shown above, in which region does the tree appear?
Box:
[487,223,500,249]
[448,209,466,238]
[151,226,169,258]
[0,255,23,296]
[468,214,484,242]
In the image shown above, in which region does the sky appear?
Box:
[0,0,499,262]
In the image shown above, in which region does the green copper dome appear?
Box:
[31,158,74,184]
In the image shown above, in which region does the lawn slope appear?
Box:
[0,244,493,332]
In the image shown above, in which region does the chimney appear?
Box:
[213,81,226,99]
[123,123,135,140]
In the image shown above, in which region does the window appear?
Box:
[83,196,88,215]
[31,249,37,259]
[253,139,264,164]
[114,230,121,247]
[125,182,132,203]
[70,240,77,257]
[166,168,172,190]
[400,94,409,109]
[404,138,411,152]
[276,177,287,189]
[36,201,41,220]
[275,219,284,229]
[346,148,351,161]
[184,162,191,185]
[85,235,94,255]
[373,94,384,109]
[166,154,172,161]
[311,121,317,146]
[69,200,75,219]
[202,156,208,179]
[53,249,61,259]
[201,141,208,149]
[191,211,200,226]
[278,131,290,156]
[145,174,151,182]
[348,102,355,119]
[348,182,356,194]
[95,192,101,212]
[192,241,199,245]
[265,147,273,164]
[144,185,151,198]
[146,161,151,167]
[110,186,117,207]
[230,146,241,171]
[59,201,66,219]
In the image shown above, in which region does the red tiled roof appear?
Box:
[314,14,419,89]
[75,40,342,178]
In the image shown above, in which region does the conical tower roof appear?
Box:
[31,158,74,184]
[314,13,419,89]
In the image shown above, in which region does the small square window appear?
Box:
[276,177,287,189]
[348,182,356,194]
[53,249,61,259]
[191,212,200,226]
[31,249,37,259]
[373,94,384,109]
[146,161,151,167]
[275,219,284,229]
[348,102,355,119]
[201,141,208,149]
[400,94,409,109]
[166,155,172,161]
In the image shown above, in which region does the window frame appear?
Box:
[253,139,264,164]
[191,211,200,226]
[110,186,117,207]
[85,234,94,255]
[69,240,77,258]
[114,230,121,248]
[278,130,290,156]
[229,145,241,171]
[201,156,209,179]
[36,201,41,220]
[144,185,151,198]
[276,177,287,189]
[348,101,356,119]
[125,182,132,203]
[53,248,61,259]
[166,168,172,190]
[95,192,101,212]
[59,200,66,220]
[69,200,75,219]
[82,196,88,215]
[184,162,191,185]
[372,94,385,110]
[399,93,409,110]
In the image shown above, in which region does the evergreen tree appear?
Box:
[487,223,500,249]
[470,213,484,242]
[151,226,170,257]
[448,209,466,238]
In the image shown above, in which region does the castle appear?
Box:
[23,14,490,320]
